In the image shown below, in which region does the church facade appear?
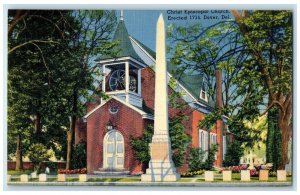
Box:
[75,17,233,174]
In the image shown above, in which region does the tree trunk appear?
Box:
[278,111,291,169]
[34,113,42,134]
[15,134,23,171]
[66,116,76,170]
[65,91,78,170]
[215,68,223,110]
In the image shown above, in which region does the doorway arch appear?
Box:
[103,130,124,169]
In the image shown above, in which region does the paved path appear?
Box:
[7,181,292,187]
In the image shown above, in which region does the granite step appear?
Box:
[94,168,130,176]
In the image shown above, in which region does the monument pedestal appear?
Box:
[141,140,180,182]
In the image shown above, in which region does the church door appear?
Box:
[104,131,124,169]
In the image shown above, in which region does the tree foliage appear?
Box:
[168,11,293,169]
[232,10,292,168]
[188,148,206,172]
[8,10,78,169]
[7,10,117,170]
[188,144,218,171]
[130,125,153,164]
[26,143,51,173]
[223,140,244,167]
[71,141,87,169]
[266,107,282,170]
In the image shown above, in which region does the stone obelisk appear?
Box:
[141,14,180,182]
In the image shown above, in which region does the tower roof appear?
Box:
[98,20,144,63]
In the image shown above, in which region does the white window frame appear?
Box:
[210,132,217,146]
[199,77,208,102]
[199,129,209,151]
[223,136,227,160]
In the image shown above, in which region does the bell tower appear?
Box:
[97,12,145,108]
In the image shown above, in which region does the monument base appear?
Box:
[141,160,180,182]
[141,172,180,182]
[140,137,180,182]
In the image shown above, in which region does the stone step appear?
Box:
[94,168,130,176]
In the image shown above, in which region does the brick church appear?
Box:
[75,15,233,174]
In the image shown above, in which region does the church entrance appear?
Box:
[103,131,124,169]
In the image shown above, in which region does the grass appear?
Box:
[7,172,292,183]
[177,178,194,182]
[196,175,292,183]
[8,170,32,175]
[66,178,78,182]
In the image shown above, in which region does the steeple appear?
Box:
[98,10,144,63]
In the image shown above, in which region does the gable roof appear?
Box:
[98,20,144,64]
[167,64,215,108]
[130,37,156,60]
[84,96,154,120]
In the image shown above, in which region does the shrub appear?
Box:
[58,168,87,174]
[220,165,248,173]
[250,169,259,177]
[45,161,58,173]
[204,144,218,170]
[71,141,87,169]
[26,143,51,173]
[223,140,244,167]
[188,148,206,172]
[130,125,153,164]
[269,171,277,177]
[188,144,218,171]
[180,170,204,177]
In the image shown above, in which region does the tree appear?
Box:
[7,10,117,170]
[8,10,77,169]
[266,107,282,170]
[26,143,51,173]
[168,21,245,113]
[168,20,248,160]
[62,10,117,169]
[168,11,292,169]
[231,10,292,169]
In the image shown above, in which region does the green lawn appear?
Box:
[8,170,32,175]
[195,174,292,183]
[7,172,292,183]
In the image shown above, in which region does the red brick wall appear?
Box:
[191,111,205,148]
[86,102,99,113]
[7,161,66,171]
[86,98,151,174]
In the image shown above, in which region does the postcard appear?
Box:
[6,8,293,188]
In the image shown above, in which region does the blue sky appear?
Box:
[118,10,234,51]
